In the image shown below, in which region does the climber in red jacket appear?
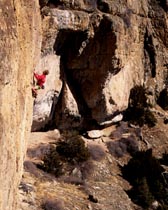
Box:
[32,70,49,97]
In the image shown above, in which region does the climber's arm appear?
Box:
[34,72,41,80]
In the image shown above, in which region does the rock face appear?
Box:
[0,0,41,209]
[33,0,168,130]
[1,0,168,209]
[31,54,62,131]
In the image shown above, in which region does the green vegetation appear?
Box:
[40,148,63,177]
[39,136,90,178]
[124,85,157,127]
[106,136,139,158]
[122,149,168,209]
[127,177,154,209]
[56,136,90,163]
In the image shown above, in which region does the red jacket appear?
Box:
[34,72,46,87]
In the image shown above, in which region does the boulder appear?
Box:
[55,82,82,130]
[32,54,62,131]
[87,130,103,139]
[32,90,59,131]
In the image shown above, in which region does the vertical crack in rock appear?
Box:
[149,0,168,47]
[144,29,156,79]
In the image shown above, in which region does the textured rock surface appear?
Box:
[32,90,59,131]
[20,128,136,210]
[33,0,168,130]
[19,116,168,210]
[2,0,168,208]
[0,0,41,209]
[32,54,62,131]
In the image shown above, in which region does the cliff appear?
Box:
[32,0,168,131]
[1,0,168,209]
[0,0,41,209]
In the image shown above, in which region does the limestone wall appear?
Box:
[32,0,168,130]
[1,0,168,206]
[0,0,41,209]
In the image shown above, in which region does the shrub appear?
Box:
[120,136,139,155]
[107,136,139,158]
[127,177,154,209]
[88,144,106,161]
[80,160,94,180]
[56,136,90,163]
[144,109,157,127]
[61,160,94,184]
[40,148,63,177]
[124,85,157,127]
[41,198,64,210]
[37,137,91,178]
[121,149,168,209]
[107,141,127,158]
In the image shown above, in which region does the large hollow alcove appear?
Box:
[53,16,120,130]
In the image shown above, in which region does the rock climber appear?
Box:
[32,70,49,98]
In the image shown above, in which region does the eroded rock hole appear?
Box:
[54,17,118,129]
[54,30,95,129]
